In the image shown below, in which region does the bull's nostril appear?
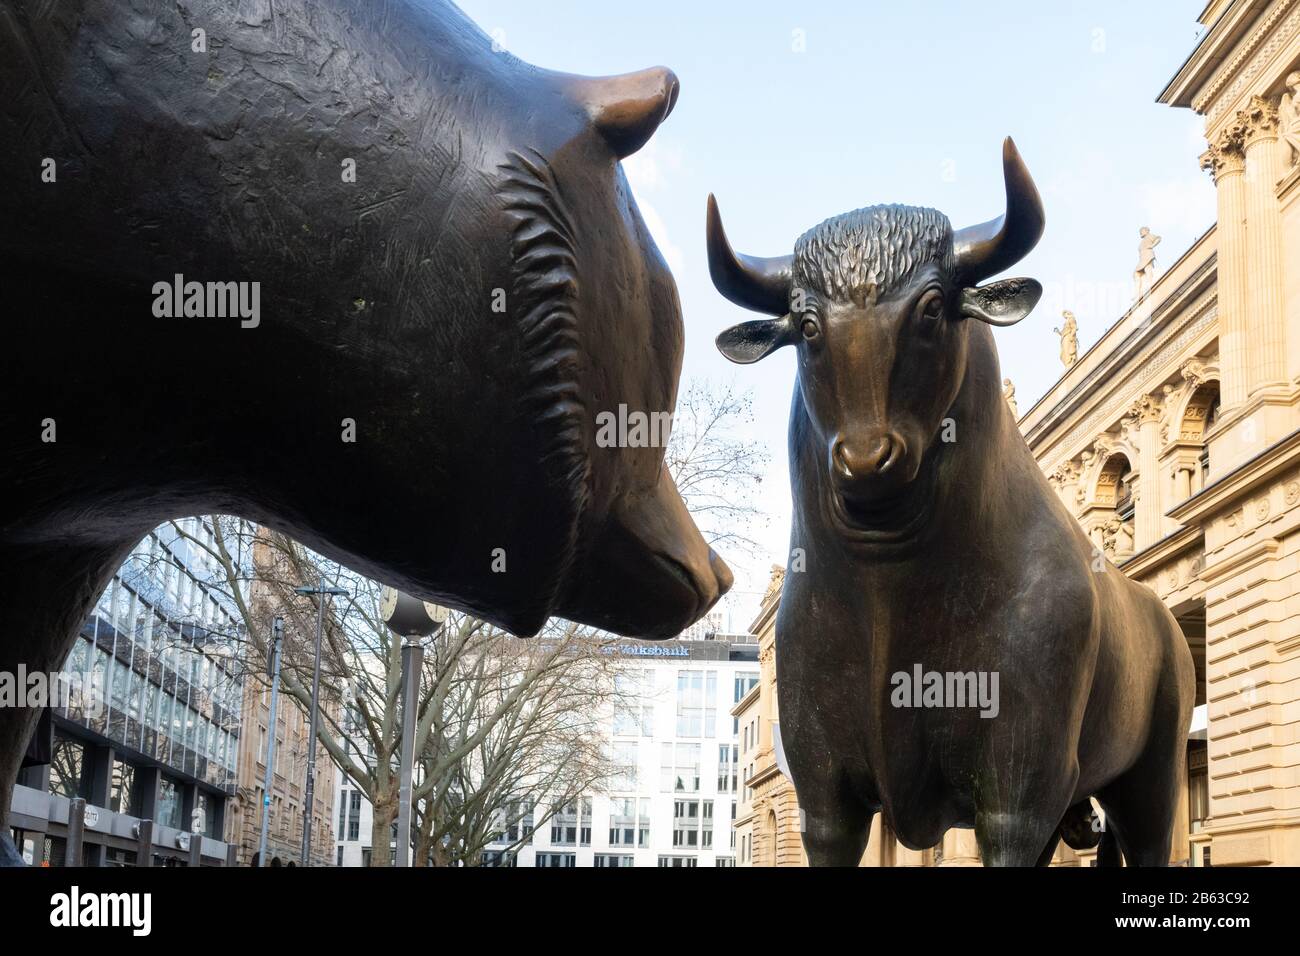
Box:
[833,440,854,478]
[876,435,903,476]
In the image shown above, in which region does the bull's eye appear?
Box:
[916,290,944,330]
[799,316,820,340]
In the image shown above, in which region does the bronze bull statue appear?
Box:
[709,139,1194,866]
[0,0,730,864]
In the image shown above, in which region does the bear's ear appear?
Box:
[716,316,797,364]
[559,67,680,159]
[960,277,1042,327]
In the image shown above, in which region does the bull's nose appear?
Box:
[833,433,906,481]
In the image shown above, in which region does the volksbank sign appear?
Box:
[603,644,690,658]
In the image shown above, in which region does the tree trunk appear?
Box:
[414,830,431,867]
[369,792,396,867]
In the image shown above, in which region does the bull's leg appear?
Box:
[0,537,136,866]
[802,800,874,867]
[974,751,1078,867]
[1034,831,1061,867]
[790,762,873,866]
[1096,722,1187,867]
[975,808,1066,867]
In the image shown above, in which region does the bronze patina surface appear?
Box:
[0,0,730,864]
[710,140,1194,866]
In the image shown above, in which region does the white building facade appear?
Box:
[485,635,759,868]
[332,632,759,867]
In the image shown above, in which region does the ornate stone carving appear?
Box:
[1241,94,1280,147]
[1052,461,1081,485]
[1054,311,1079,367]
[762,564,786,605]
[1285,480,1300,506]
[1134,227,1162,300]
[1129,393,1163,426]
[1181,359,1208,389]
[1043,299,1216,477]
[1200,124,1247,181]
[1199,0,1300,122]
[1282,71,1300,169]
[1256,497,1271,521]
[1101,517,1134,559]
[1003,378,1019,417]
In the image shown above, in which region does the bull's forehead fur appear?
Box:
[793,204,954,305]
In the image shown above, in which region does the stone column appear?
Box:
[1242,96,1286,394]
[1132,395,1163,550]
[1202,130,1248,407]
[1175,465,1192,503]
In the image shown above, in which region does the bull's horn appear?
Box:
[706,194,792,316]
[952,138,1045,284]
[557,67,680,159]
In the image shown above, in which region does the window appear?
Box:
[535,852,576,868]
[550,802,578,846]
[715,856,735,867]
[673,799,700,847]
[157,777,182,830]
[702,800,714,849]
[734,672,759,702]
[609,798,636,847]
[660,743,700,793]
[580,797,592,846]
[109,760,136,815]
[594,854,636,867]
[614,670,654,737]
[610,741,638,791]
[657,855,697,867]
[675,670,716,737]
[501,799,534,843]
[347,791,361,841]
[718,744,738,792]
[49,737,88,800]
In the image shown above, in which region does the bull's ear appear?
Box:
[960,277,1042,327]
[716,316,796,364]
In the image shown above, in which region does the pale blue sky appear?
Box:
[457,0,1217,629]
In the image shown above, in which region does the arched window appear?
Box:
[1196,391,1220,487]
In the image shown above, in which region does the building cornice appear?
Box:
[1159,1,1288,114]
[1117,524,1203,579]
[731,681,761,718]
[1167,428,1300,522]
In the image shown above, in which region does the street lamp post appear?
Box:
[294,576,348,867]
[380,588,447,867]
[257,616,283,868]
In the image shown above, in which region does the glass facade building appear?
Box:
[9,518,247,866]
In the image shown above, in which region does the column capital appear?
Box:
[1129,393,1163,425]
[1240,94,1280,148]
[1200,130,1246,180]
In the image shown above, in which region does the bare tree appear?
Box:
[666,379,770,558]
[412,622,622,866]
[161,519,623,867]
